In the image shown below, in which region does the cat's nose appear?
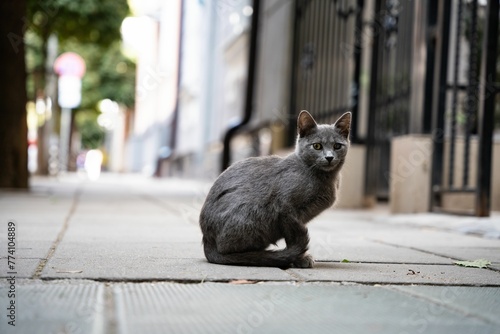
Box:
[325,156,333,163]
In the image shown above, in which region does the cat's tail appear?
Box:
[203,241,307,269]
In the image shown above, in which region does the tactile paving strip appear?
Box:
[113,282,496,334]
[0,281,104,334]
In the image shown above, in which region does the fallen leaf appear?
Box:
[454,259,491,269]
[341,259,350,263]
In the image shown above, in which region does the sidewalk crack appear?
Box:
[32,187,81,279]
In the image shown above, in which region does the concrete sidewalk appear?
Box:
[1,173,499,333]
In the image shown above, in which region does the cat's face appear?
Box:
[296,111,351,172]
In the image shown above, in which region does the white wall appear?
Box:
[254,0,294,126]
[124,1,182,174]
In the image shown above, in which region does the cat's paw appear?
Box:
[293,254,315,268]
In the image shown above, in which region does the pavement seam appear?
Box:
[25,273,500,288]
[383,285,500,326]
[18,277,500,287]
[32,186,81,279]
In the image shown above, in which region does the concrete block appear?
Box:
[390,135,432,213]
[390,135,500,213]
[335,144,366,209]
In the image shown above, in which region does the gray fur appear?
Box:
[199,111,351,268]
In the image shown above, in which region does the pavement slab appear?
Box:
[60,216,201,243]
[307,236,453,263]
[368,228,500,249]
[404,246,500,263]
[377,213,500,238]
[49,241,205,260]
[42,257,295,281]
[0,259,41,279]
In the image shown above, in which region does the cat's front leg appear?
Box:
[293,253,315,268]
[282,217,312,268]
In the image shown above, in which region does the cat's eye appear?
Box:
[312,143,323,150]
[334,143,342,150]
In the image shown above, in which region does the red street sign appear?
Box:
[54,52,86,78]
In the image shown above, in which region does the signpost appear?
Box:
[53,52,86,172]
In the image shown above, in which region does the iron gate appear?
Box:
[364,0,414,201]
[430,0,499,216]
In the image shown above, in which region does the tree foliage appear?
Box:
[27,0,128,45]
[75,111,105,149]
[25,0,134,152]
[26,0,134,107]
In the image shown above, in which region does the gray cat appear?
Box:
[199,111,351,268]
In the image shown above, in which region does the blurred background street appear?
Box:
[1,0,500,215]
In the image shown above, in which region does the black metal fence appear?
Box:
[288,0,363,143]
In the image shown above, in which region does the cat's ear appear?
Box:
[334,112,351,140]
[297,110,317,137]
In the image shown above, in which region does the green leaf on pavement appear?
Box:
[454,259,491,268]
[341,259,350,263]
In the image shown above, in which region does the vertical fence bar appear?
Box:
[330,2,340,118]
[364,0,382,205]
[422,1,438,134]
[321,1,333,117]
[288,1,301,146]
[333,2,344,120]
[448,0,463,189]
[475,0,499,217]
[302,2,311,110]
[310,1,320,114]
[463,0,479,189]
[430,0,452,211]
[350,0,364,142]
[325,1,335,117]
[317,0,327,114]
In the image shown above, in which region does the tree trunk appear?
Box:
[0,0,29,188]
